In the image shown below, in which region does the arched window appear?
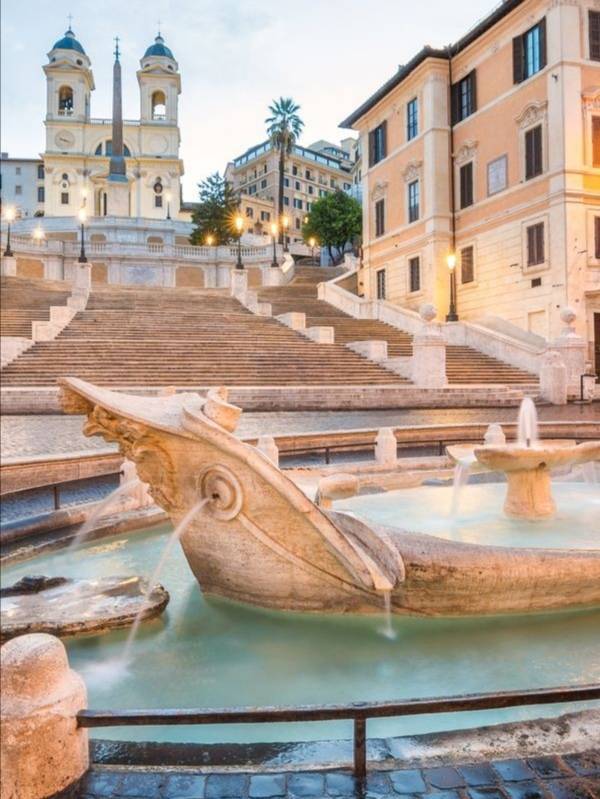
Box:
[94,140,131,156]
[151,90,167,120]
[58,86,74,115]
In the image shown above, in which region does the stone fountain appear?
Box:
[58,378,600,617]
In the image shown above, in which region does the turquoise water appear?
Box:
[2,523,599,745]
[336,483,600,550]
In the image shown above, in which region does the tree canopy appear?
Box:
[265,97,304,156]
[189,172,239,245]
[302,191,362,263]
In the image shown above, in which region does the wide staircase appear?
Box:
[1,276,71,338]
[257,267,538,386]
[0,282,406,388]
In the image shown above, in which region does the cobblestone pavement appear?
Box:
[78,751,600,798]
[2,405,598,460]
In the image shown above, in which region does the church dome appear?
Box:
[144,33,174,59]
[52,27,86,55]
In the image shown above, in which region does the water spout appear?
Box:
[379,589,396,640]
[68,479,140,552]
[517,398,539,449]
[450,462,470,517]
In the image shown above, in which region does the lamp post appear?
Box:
[270,222,279,267]
[235,215,244,269]
[165,191,172,220]
[445,252,458,322]
[309,236,316,265]
[281,214,289,252]
[3,207,15,257]
[78,207,88,264]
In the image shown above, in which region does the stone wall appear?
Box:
[16,258,44,280]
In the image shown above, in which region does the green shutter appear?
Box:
[513,35,524,83]
[539,18,547,69]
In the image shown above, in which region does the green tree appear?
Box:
[189,172,239,245]
[302,191,362,264]
[265,97,304,242]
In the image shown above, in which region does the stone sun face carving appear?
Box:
[59,378,600,618]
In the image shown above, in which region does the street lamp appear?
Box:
[281,214,289,252]
[165,191,172,220]
[445,252,458,322]
[309,236,316,265]
[270,222,279,267]
[234,214,244,269]
[78,207,88,263]
[3,206,15,256]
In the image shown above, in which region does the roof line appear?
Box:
[339,0,526,128]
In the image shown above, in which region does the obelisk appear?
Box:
[105,37,130,216]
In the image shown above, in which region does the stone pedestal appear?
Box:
[230,269,248,300]
[257,436,279,467]
[550,308,587,398]
[375,428,397,466]
[0,634,89,799]
[44,255,65,281]
[539,351,568,405]
[1,255,17,276]
[504,468,555,519]
[72,263,91,296]
[411,305,447,388]
[106,178,130,217]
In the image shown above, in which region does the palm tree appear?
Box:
[265,97,304,243]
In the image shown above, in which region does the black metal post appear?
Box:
[271,233,278,267]
[78,221,87,263]
[4,219,13,257]
[236,232,244,270]
[446,268,458,322]
[353,718,367,781]
[167,200,171,220]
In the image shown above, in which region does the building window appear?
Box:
[151,90,166,120]
[527,222,545,266]
[343,183,351,191]
[451,71,477,123]
[260,211,270,221]
[245,206,254,217]
[369,121,387,166]
[593,117,600,167]
[308,185,314,194]
[15,166,21,175]
[330,179,337,189]
[293,198,303,209]
[408,256,420,293]
[283,196,289,205]
[376,268,386,300]
[461,246,474,284]
[407,98,418,140]
[459,162,474,209]
[248,185,257,195]
[58,85,74,115]
[61,192,69,205]
[292,165,298,176]
[153,178,163,208]
[319,189,327,198]
[261,179,267,189]
[295,218,301,230]
[295,181,301,191]
[513,19,546,83]
[590,11,600,60]
[37,186,45,202]
[408,180,420,223]
[525,125,543,179]
[305,169,312,180]
[37,164,44,179]
[155,195,163,208]
[375,199,385,237]
[595,216,600,259]
[15,185,22,195]
[284,177,290,187]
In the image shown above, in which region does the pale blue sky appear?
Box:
[1,0,495,199]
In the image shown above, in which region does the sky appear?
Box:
[1,0,495,200]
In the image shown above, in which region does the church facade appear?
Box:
[42,27,184,220]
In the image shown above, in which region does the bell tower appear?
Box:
[44,25,94,124]
[137,32,181,124]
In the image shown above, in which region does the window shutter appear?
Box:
[527,225,535,265]
[595,217,600,259]
[469,70,477,114]
[381,121,387,159]
[451,82,459,125]
[593,116,600,167]
[537,224,545,263]
[534,126,543,175]
[538,18,547,69]
[513,35,524,83]
[591,12,600,60]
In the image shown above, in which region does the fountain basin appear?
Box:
[57,378,600,617]
[0,575,169,642]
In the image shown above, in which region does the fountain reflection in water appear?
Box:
[80,498,210,689]
[517,397,539,448]
[68,479,141,553]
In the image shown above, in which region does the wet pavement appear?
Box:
[2,405,598,460]
[78,750,600,798]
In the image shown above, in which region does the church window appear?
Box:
[62,173,69,181]
[61,192,69,205]
[154,178,164,207]
[58,86,74,115]
[38,186,45,202]
[94,141,131,157]
[151,90,167,120]
[37,165,44,179]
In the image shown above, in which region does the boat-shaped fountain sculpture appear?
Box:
[59,378,600,617]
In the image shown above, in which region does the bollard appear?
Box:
[375,428,398,466]
[1,634,89,799]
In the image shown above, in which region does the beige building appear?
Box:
[225,138,357,242]
[42,27,184,220]
[341,0,600,373]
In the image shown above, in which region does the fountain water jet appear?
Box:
[517,397,539,448]
[67,479,141,552]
